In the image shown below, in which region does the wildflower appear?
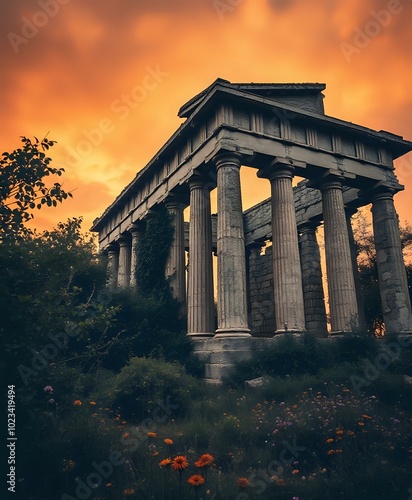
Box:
[89,401,96,405]
[348,431,355,436]
[73,400,82,406]
[358,421,365,426]
[159,458,172,468]
[164,438,173,445]
[274,477,286,486]
[92,413,98,417]
[327,450,335,455]
[122,420,127,425]
[44,386,54,394]
[293,497,299,500]
[152,451,159,456]
[320,468,327,474]
[195,454,214,467]
[123,433,129,438]
[361,414,372,419]
[336,429,344,435]
[171,455,189,470]
[123,488,135,495]
[147,432,157,438]
[237,478,250,488]
[188,474,205,487]
[326,438,334,443]
[48,399,55,404]
[292,469,300,474]
[106,483,112,487]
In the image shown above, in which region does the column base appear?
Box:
[214,328,251,338]
[274,328,303,335]
[187,333,215,338]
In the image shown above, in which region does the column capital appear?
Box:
[298,221,320,235]
[212,151,243,170]
[317,174,345,192]
[257,157,304,181]
[118,234,131,247]
[107,242,119,254]
[189,173,214,191]
[370,186,396,204]
[130,221,145,235]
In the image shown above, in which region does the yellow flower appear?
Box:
[73,400,82,406]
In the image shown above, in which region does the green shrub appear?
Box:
[97,357,199,420]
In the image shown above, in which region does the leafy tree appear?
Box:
[0,136,72,239]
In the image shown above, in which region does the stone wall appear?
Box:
[248,245,276,336]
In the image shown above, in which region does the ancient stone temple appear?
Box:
[91,79,412,381]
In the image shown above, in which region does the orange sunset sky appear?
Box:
[2,0,412,236]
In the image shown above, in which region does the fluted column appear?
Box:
[258,161,305,333]
[187,178,214,336]
[320,176,359,333]
[117,235,132,288]
[371,189,412,333]
[214,153,251,337]
[165,200,187,310]
[298,222,327,335]
[106,243,119,287]
[130,222,144,287]
[345,208,366,331]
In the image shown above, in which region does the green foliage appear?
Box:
[0,136,72,239]
[97,357,199,419]
[135,204,174,299]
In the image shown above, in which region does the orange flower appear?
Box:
[336,429,344,435]
[358,421,365,426]
[361,414,372,419]
[123,433,129,438]
[237,477,250,488]
[292,469,300,474]
[188,474,205,487]
[274,478,286,486]
[326,438,334,443]
[171,455,189,471]
[89,401,96,405]
[195,453,215,467]
[73,400,82,406]
[123,488,135,495]
[327,450,335,455]
[164,438,173,445]
[147,432,157,438]
[159,458,172,468]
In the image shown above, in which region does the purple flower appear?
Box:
[44,386,54,394]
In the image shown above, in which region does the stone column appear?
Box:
[320,176,359,333]
[117,235,132,288]
[258,161,305,333]
[187,177,215,337]
[371,189,412,333]
[214,153,251,337]
[345,208,366,331]
[298,222,327,335]
[106,243,119,287]
[130,222,144,287]
[165,200,187,310]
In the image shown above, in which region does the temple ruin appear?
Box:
[91,79,412,381]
